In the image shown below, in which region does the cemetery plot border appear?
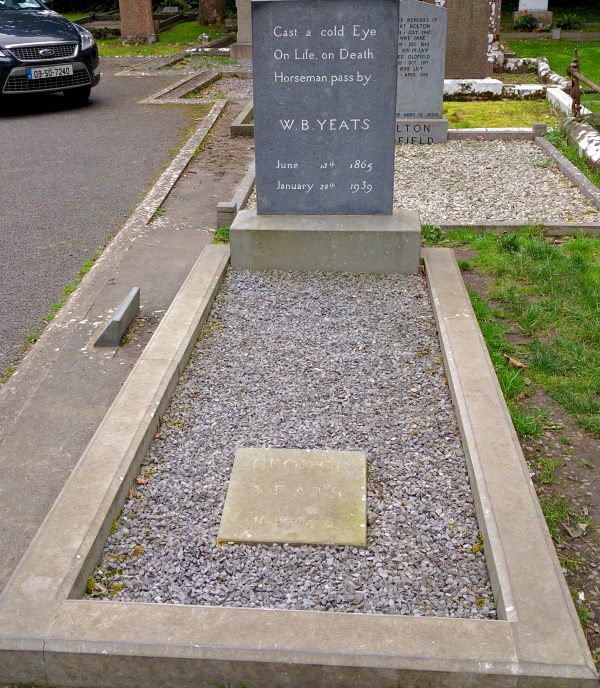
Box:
[0,245,596,686]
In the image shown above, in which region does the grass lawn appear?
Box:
[61,12,89,20]
[507,40,600,105]
[428,228,600,437]
[443,100,560,128]
[96,22,224,57]
[502,7,600,23]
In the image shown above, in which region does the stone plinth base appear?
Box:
[119,33,158,44]
[230,42,252,59]
[512,10,553,26]
[396,118,448,144]
[230,208,421,274]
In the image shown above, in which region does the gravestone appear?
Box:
[230,0,252,58]
[218,448,367,546]
[396,0,448,144]
[230,0,421,274]
[514,0,553,29]
[422,0,492,79]
[252,0,399,216]
[119,0,157,43]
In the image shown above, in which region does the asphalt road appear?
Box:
[0,64,202,374]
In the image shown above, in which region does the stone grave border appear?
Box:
[136,69,252,106]
[0,233,597,684]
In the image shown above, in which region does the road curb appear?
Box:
[0,101,225,439]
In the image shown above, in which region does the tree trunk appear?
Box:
[198,0,226,24]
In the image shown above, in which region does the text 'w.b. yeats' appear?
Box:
[252,0,399,215]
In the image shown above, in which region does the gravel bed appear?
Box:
[394,140,600,225]
[245,141,600,224]
[93,270,495,619]
[200,75,252,100]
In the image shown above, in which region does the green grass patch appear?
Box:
[506,40,600,105]
[212,226,230,244]
[160,21,223,44]
[443,100,559,129]
[455,228,600,436]
[97,22,224,56]
[61,12,89,20]
[466,284,545,437]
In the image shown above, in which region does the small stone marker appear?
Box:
[252,0,399,215]
[396,0,448,144]
[218,448,367,546]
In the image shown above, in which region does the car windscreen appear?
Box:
[0,0,45,9]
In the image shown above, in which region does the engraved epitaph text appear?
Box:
[252,0,399,215]
[396,0,447,120]
[218,448,367,546]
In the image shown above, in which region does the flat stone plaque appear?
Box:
[218,448,367,546]
[396,0,447,120]
[252,0,399,215]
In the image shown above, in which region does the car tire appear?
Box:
[63,86,91,106]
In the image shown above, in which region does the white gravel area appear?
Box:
[245,141,600,224]
[394,140,600,225]
[92,270,495,619]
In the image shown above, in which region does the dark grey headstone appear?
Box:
[252,0,399,216]
[396,0,447,119]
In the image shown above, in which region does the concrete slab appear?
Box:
[229,208,422,274]
[218,448,367,546]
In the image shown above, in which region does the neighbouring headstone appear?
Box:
[230,0,252,59]
[396,0,448,144]
[252,0,399,215]
[162,5,180,12]
[513,0,553,30]
[218,448,367,546]
[119,0,157,43]
[422,0,492,79]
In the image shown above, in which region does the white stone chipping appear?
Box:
[94,270,495,619]
[394,140,600,225]
[246,140,599,225]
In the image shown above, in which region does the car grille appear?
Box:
[8,43,78,62]
[3,70,90,93]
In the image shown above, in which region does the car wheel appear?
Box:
[63,86,91,106]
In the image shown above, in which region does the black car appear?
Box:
[0,0,100,105]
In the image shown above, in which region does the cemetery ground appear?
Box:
[3,29,600,687]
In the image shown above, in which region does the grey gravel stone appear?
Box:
[393,140,600,225]
[95,270,495,619]
[246,140,600,225]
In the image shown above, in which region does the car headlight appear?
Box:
[0,49,7,58]
[76,26,95,50]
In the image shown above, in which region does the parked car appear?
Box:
[0,0,100,105]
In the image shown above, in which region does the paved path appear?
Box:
[0,64,201,374]
[0,82,254,593]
